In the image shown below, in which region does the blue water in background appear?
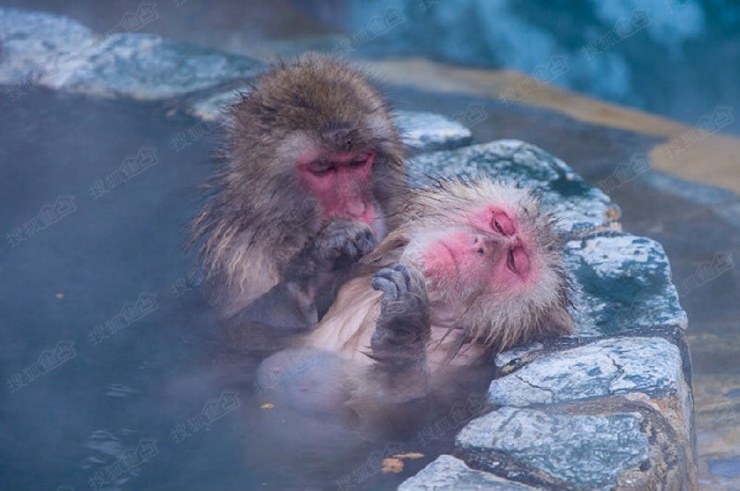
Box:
[303,0,740,134]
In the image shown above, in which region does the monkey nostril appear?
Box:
[476,248,485,255]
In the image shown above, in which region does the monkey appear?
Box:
[190,54,408,331]
[257,178,574,412]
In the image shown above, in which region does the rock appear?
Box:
[399,455,543,491]
[0,7,93,87]
[0,8,261,100]
[457,407,650,490]
[408,140,622,235]
[393,110,473,152]
[565,233,688,336]
[41,33,261,100]
[488,337,683,407]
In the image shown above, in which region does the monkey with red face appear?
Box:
[259,179,574,409]
[191,55,407,330]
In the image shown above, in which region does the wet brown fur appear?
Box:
[190,54,408,317]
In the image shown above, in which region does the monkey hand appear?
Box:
[369,265,431,370]
[295,219,376,276]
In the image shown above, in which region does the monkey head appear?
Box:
[225,54,406,242]
[364,179,573,355]
[191,54,408,319]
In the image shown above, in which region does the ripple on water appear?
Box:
[106,383,140,398]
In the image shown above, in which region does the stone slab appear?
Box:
[488,337,683,407]
[399,455,543,491]
[456,407,649,490]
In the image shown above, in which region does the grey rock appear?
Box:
[489,337,683,406]
[399,455,543,491]
[0,8,261,100]
[0,7,93,86]
[41,33,261,100]
[408,140,621,234]
[565,233,688,336]
[394,110,473,152]
[457,407,649,490]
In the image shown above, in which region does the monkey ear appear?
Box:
[361,229,409,267]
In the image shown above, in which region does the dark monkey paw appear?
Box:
[314,219,376,271]
[369,265,430,368]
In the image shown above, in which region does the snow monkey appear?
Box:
[191,54,408,330]
[258,179,574,409]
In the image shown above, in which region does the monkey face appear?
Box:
[405,204,537,300]
[388,179,572,346]
[295,148,382,234]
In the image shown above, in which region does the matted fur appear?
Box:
[190,54,408,317]
[310,178,573,363]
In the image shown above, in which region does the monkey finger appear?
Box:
[405,266,428,299]
[379,266,412,296]
[389,264,414,291]
[371,276,399,300]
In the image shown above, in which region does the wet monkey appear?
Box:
[259,179,574,408]
[191,55,407,330]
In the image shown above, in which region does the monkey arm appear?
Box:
[237,219,376,330]
[367,264,432,401]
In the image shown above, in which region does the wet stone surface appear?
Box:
[42,33,262,100]
[0,8,261,99]
[487,337,683,407]
[565,233,688,337]
[457,408,649,490]
[398,455,543,491]
[0,7,93,86]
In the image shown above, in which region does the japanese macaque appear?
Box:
[191,54,407,330]
[259,179,574,410]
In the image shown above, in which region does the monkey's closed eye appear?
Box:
[348,153,372,168]
[491,211,514,236]
[308,162,334,176]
